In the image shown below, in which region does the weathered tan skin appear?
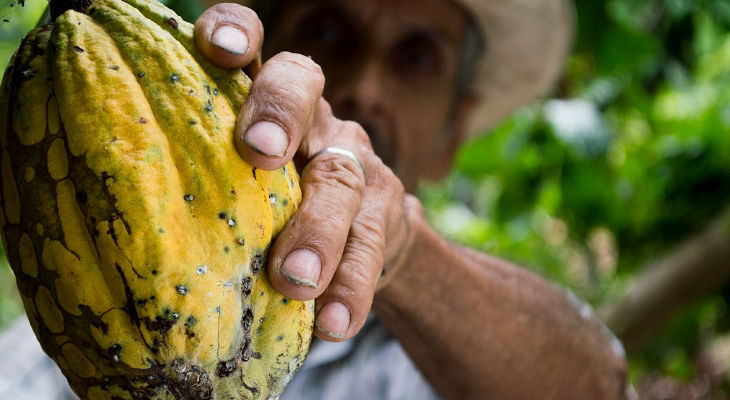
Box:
[0,0,314,398]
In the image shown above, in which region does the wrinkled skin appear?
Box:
[194,1,633,399]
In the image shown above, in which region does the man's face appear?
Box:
[263,0,471,191]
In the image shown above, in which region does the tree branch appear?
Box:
[599,208,730,352]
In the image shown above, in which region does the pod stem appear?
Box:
[50,0,94,21]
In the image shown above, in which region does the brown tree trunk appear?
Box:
[599,208,730,352]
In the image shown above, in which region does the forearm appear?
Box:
[373,213,630,400]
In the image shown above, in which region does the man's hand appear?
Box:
[195,3,416,342]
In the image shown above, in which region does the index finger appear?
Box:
[194,3,263,69]
[234,52,326,171]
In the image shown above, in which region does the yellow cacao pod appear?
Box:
[0,0,314,398]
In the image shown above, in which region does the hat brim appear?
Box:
[458,0,574,136]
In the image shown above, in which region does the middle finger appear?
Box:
[266,118,370,296]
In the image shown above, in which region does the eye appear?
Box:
[392,34,444,77]
[297,10,346,49]
[308,20,340,44]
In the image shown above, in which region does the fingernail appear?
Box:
[211,25,249,55]
[316,302,350,339]
[281,249,321,288]
[244,121,289,157]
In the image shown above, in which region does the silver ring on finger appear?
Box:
[307,146,366,178]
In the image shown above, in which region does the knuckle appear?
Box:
[383,165,405,194]
[333,256,377,302]
[351,214,386,254]
[273,52,325,84]
[365,157,396,189]
[318,98,334,116]
[306,156,366,195]
[340,120,371,147]
[405,194,425,217]
[248,79,310,126]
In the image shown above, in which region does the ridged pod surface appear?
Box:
[0,0,314,398]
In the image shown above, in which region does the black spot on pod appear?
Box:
[170,73,180,83]
[169,359,213,399]
[236,237,245,246]
[109,343,122,362]
[251,251,264,274]
[167,17,179,29]
[20,68,33,80]
[241,276,252,297]
[76,190,88,204]
[72,45,84,53]
[184,194,194,201]
[241,338,253,362]
[282,298,288,304]
[137,72,145,78]
[252,167,257,179]
[185,316,197,338]
[213,88,219,95]
[204,102,213,112]
[176,285,188,295]
[218,212,227,219]
[242,308,253,332]
[216,359,237,378]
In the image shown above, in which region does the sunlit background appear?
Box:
[1,0,730,398]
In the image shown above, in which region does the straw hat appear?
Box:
[206,0,574,136]
[457,0,574,135]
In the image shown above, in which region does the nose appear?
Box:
[327,61,386,122]
[326,62,397,168]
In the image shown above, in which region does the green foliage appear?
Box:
[0,0,47,80]
[421,0,730,389]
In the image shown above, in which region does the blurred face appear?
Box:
[263,0,474,191]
